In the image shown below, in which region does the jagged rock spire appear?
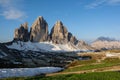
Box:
[14,22,29,42]
[13,16,78,45]
[50,21,68,44]
[30,16,48,42]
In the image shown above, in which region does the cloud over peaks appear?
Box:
[0,0,26,20]
[86,0,120,9]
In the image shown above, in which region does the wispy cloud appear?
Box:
[86,0,120,9]
[108,0,120,4]
[0,0,26,20]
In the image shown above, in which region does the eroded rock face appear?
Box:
[13,16,92,51]
[76,40,94,50]
[68,32,78,45]
[50,21,69,44]
[14,22,29,42]
[30,16,48,42]
[50,21,78,44]
[50,21,68,44]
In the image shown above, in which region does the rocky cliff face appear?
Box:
[76,40,94,50]
[13,17,78,44]
[12,16,93,50]
[50,21,78,44]
[50,21,68,44]
[69,34,78,45]
[14,22,29,42]
[30,16,48,42]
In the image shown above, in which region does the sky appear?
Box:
[0,0,120,42]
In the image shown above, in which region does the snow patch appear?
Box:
[0,67,63,78]
[106,53,115,57]
[0,50,7,58]
[6,41,82,52]
[106,53,120,57]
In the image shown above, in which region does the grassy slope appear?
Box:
[63,57,120,72]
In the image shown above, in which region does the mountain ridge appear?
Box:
[95,36,117,42]
[91,37,120,49]
[12,16,93,51]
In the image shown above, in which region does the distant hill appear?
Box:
[91,37,120,49]
[95,37,117,42]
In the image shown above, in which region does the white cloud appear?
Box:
[0,0,26,20]
[108,0,120,4]
[0,0,11,6]
[86,0,120,9]
[0,9,25,20]
[86,0,106,9]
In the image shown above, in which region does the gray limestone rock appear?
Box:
[50,21,69,44]
[14,22,29,42]
[30,16,48,42]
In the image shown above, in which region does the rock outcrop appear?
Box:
[68,34,78,44]
[30,16,48,42]
[13,16,93,50]
[50,21,78,44]
[50,21,68,44]
[76,40,94,50]
[0,43,78,68]
[14,22,29,42]
[13,17,78,44]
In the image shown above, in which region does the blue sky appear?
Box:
[0,0,120,42]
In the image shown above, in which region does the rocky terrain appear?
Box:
[0,42,79,68]
[1,16,120,68]
[0,16,94,68]
[30,16,48,42]
[13,16,93,51]
[14,22,29,42]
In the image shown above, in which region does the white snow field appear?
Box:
[106,53,120,57]
[0,67,63,78]
[6,41,82,52]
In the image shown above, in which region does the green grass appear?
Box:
[1,58,120,80]
[64,58,120,72]
[1,71,120,80]
[67,59,96,67]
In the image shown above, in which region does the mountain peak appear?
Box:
[20,22,28,30]
[12,16,92,50]
[38,16,43,18]
[32,16,45,27]
[96,36,116,42]
[37,16,44,21]
[56,20,63,25]
[14,22,29,42]
[50,21,69,44]
[30,16,48,42]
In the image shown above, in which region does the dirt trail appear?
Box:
[46,65,120,76]
[68,63,101,69]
